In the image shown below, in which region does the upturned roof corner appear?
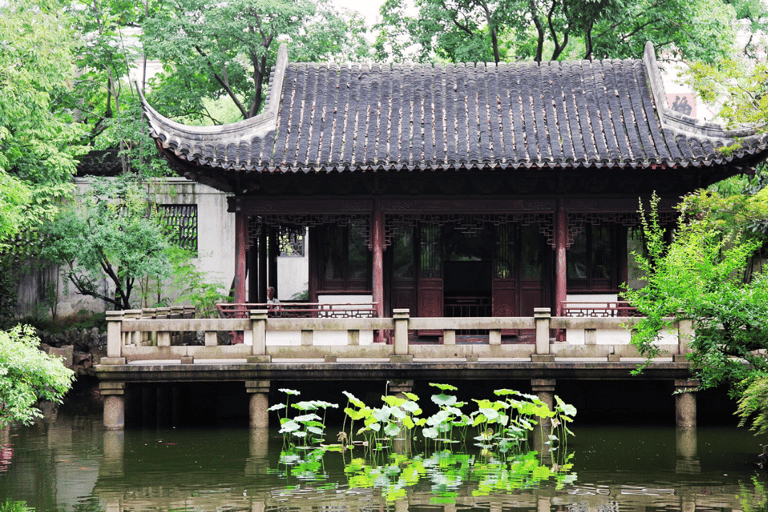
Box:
[642,41,759,141]
[136,43,288,149]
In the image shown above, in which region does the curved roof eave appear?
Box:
[138,44,288,147]
[139,42,768,177]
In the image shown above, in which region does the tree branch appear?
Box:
[67,273,121,309]
[193,44,250,119]
[547,0,569,60]
[529,0,545,62]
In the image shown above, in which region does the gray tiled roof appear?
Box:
[140,43,768,175]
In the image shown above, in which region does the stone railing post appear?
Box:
[103,311,126,365]
[675,316,693,362]
[391,309,412,362]
[533,308,554,362]
[248,310,270,363]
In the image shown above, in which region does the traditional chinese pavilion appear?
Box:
[139,42,768,330]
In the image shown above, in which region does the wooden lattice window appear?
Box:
[157,205,198,255]
[279,229,306,257]
[419,225,441,279]
[567,224,616,291]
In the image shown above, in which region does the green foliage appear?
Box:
[142,0,368,123]
[165,247,230,317]
[0,501,34,512]
[273,385,577,503]
[689,59,768,132]
[738,476,768,512]
[0,0,87,246]
[271,389,339,447]
[375,0,743,63]
[0,259,18,323]
[626,191,768,432]
[41,176,171,310]
[624,103,768,430]
[0,325,74,426]
[274,384,576,466]
[63,0,171,178]
[336,448,574,502]
[736,373,768,435]
[627,193,768,377]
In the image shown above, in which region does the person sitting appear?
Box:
[267,286,279,304]
[266,286,281,316]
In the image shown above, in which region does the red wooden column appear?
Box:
[554,199,567,317]
[234,210,247,304]
[258,227,268,303]
[268,227,278,299]
[372,200,385,341]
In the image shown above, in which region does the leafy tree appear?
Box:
[627,56,768,434]
[627,186,768,432]
[41,177,171,310]
[376,0,748,63]
[0,0,87,246]
[0,324,74,426]
[688,58,768,134]
[64,0,170,177]
[166,247,230,317]
[142,0,368,124]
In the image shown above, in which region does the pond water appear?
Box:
[1,408,766,512]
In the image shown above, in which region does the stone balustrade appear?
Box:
[101,307,691,365]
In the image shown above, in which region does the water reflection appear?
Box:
[676,427,700,474]
[0,413,765,512]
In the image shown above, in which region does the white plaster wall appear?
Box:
[277,256,308,300]
[143,178,235,293]
[14,261,110,319]
[267,331,302,345]
[566,328,630,345]
[192,181,235,293]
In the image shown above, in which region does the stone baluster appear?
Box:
[675,317,693,362]
[104,311,126,365]
[391,309,412,362]
[247,310,270,363]
[532,308,554,362]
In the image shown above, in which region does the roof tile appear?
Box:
[142,52,768,176]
